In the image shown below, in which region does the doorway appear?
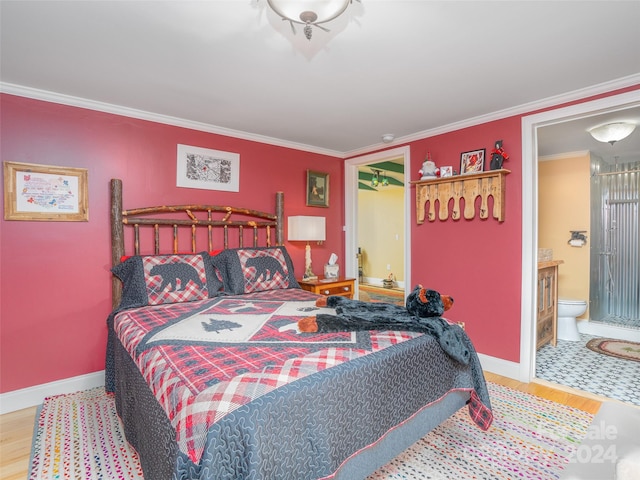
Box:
[520,89,640,384]
[344,146,411,300]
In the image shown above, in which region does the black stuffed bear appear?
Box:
[406,284,453,317]
[298,285,470,365]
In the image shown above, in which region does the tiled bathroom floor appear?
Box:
[596,315,640,330]
[535,334,640,406]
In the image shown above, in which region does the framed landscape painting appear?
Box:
[306,170,329,207]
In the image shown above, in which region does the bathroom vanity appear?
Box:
[537,260,563,349]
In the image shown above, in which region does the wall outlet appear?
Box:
[387,264,391,270]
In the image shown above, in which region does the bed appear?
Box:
[106,178,493,480]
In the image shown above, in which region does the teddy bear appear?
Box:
[298,285,470,364]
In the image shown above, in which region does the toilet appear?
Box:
[557,298,587,341]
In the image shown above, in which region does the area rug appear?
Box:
[368,382,594,479]
[28,387,143,480]
[29,382,593,480]
[586,338,640,363]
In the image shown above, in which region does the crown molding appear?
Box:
[345,73,640,158]
[0,82,343,158]
[538,150,591,162]
[3,73,640,160]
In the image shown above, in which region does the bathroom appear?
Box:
[539,149,640,339]
[536,146,640,405]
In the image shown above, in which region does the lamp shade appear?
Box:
[267,0,351,25]
[588,122,636,145]
[288,216,326,241]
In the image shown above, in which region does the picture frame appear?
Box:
[306,170,329,207]
[460,149,485,174]
[440,166,453,178]
[3,161,89,222]
[176,144,240,192]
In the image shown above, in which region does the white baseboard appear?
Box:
[361,277,406,289]
[477,353,522,381]
[0,370,105,415]
[578,320,640,342]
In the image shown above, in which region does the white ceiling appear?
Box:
[1,1,640,160]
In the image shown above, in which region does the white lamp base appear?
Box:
[303,243,317,280]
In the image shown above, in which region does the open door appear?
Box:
[344,146,411,299]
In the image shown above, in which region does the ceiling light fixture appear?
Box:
[370,168,388,188]
[265,0,359,40]
[382,134,395,144]
[588,122,636,146]
[370,169,380,187]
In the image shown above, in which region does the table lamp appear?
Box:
[288,216,326,280]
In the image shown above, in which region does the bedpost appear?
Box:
[111,179,124,310]
[276,191,284,246]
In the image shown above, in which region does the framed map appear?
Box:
[3,161,88,221]
[176,144,240,192]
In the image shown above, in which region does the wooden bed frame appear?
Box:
[110,178,284,309]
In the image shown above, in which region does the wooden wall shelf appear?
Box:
[410,169,510,223]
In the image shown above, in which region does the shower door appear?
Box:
[590,160,640,326]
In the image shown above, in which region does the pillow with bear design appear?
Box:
[112,252,224,309]
[212,246,300,294]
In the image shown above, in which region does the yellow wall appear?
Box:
[357,186,405,284]
[538,153,590,318]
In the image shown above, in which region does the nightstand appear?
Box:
[298,277,355,299]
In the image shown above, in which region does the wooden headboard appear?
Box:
[110,178,284,309]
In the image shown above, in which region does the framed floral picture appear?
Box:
[460,149,485,174]
[306,170,329,207]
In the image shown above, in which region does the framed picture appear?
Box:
[440,166,453,178]
[306,170,329,207]
[460,149,485,174]
[3,161,89,221]
[177,144,240,192]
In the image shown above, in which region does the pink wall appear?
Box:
[405,117,523,361]
[2,85,638,393]
[0,94,344,393]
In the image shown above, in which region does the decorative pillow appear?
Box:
[212,246,300,294]
[112,251,224,309]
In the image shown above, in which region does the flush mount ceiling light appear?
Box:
[588,122,636,145]
[265,0,359,40]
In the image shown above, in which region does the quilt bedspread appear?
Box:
[110,288,492,474]
[112,289,424,463]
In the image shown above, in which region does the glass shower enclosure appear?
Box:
[590,159,640,328]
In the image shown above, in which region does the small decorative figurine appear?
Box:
[490,140,509,170]
[419,152,440,180]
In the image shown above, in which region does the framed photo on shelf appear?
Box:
[3,161,89,222]
[176,144,240,192]
[440,166,453,178]
[306,170,329,207]
[460,149,485,174]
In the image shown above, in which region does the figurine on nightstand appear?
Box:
[419,152,440,180]
[490,140,509,170]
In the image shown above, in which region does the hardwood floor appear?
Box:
[0,373,601,479]
[483,372,602,414]
[0,404,37,480]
